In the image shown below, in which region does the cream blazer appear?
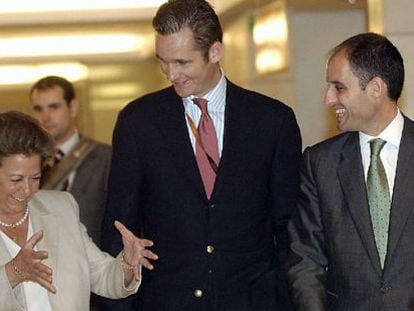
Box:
[0,190,138,311]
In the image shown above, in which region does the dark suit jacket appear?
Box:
[71,141,112,247]
[102,80,301,311]
[288,116,414,311]
[41,139,111,247]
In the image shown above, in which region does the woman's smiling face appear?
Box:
[0,154,41,219]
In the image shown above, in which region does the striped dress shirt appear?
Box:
[183,71,227,157]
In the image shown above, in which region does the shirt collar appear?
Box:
[182,69,226,111]
[57,130,80,155]
[359,109,404,149]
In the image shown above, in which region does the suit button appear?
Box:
[209,203,215,208]
[194,289,203,298]
[207,245,214,253]
[380,282,390,293]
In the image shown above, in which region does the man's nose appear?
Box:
[165,64,178,82]
[324,87,337,107]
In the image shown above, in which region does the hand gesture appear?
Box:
[8,230,56,293]
[114,220,159,275]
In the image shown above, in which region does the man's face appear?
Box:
[30,86,77,144]
[324,52,376,135]
[155,27,222,98]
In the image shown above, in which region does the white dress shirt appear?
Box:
[0,217,52,311]
[359,109,404,199]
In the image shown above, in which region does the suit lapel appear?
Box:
[0,198,58,272]
[29,197,58,275]
[211,81,258,198]
[156,87,206,197]
[155,82,261,200]
[386,117,414,267]
[337,133,382,274]
[0,235,11,263]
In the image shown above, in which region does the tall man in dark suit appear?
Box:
[102,0,301,310]
[30,76,112,311]
[288,33,414,310]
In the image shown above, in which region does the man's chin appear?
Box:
[43,127,55,135]
[172,82,194,97]
[173,88,188,98]
[337,123,352,133]
[336,116,349,132]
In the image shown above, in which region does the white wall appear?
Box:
[289,10,366,148]
[380,0,414,119]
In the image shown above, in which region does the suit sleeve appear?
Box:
[101,109,142,309]
[270,107,302,266]
[287,148,328,311]
[102,109,143,254]
[266,107,301,311]
[60,192,140,298]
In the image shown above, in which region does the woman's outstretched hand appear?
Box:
[114,220,159,281]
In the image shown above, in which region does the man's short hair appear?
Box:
[330,32,404,101]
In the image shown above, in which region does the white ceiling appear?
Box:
[0,0,365,64]
[0,0,245,26]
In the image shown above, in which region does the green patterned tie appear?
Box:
[367,138,390,268]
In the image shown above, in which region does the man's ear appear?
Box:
[69,99,79,118]
[367,76,387,100]
[209,41,223,63]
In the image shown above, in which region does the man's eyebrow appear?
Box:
[328,80,341,85]
[40,102,61,109]
[155,54,189,63]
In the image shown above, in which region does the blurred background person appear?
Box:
[0,110,158,311]
[29,76,111,248]
[30,76,112,310]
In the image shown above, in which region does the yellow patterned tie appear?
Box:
[367,138,390,268]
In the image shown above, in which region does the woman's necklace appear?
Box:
[0,207,30,229]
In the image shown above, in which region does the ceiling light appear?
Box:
[0,34,152,59]
[253,11,288,45]
[255,48,286,75]
[0,0,166,13]
[0,63,88,86]
[252,3,288,75]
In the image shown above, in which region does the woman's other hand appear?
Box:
[6,230,56,293]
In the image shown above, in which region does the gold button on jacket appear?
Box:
[194,289,203,298]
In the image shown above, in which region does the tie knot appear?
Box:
[370,138,386,157]
[193,98,208,114]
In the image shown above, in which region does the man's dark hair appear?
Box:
[152,0,223,60]
[30,75,76,105]
[330,32,404,101]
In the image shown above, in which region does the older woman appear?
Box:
[0,111,158,310]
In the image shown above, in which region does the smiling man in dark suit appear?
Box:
[101,0,301,310]
[288,33,414,310]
